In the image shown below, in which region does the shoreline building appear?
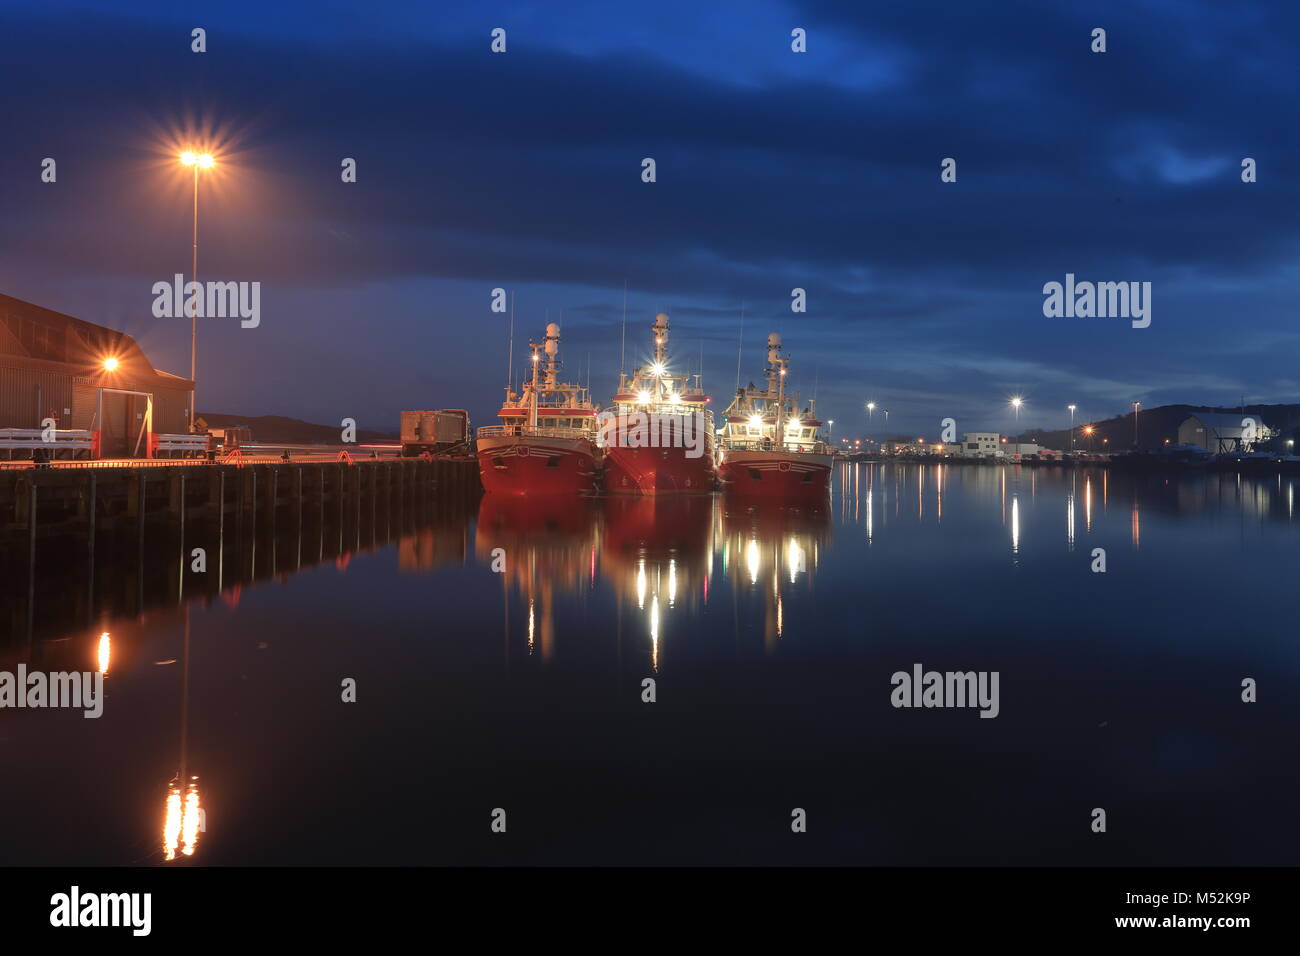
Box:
[1,293,193,457]
[949,432,1002,459]
[1177,412,1273,454]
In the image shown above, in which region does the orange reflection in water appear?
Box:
[163,777,202,861]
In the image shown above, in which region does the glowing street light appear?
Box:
[179,150,216,431]
[1010,396,1023,422]
[102,357,119,372]
[1068,404,1077,451]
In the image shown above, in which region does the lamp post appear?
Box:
[1132,401,1141,448]
[827,419,834,444]
[180,151,214,431]
[1068,404,1076,452]
[1010,396,1023,426]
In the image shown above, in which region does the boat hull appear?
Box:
[476,434,598,495]
[602,445,716,496]
[719,449,832,499]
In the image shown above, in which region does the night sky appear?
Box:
[2,1,1296,437]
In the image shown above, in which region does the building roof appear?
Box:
[0,292,193,389]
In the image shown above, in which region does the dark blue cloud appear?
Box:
[1,0,1296,434]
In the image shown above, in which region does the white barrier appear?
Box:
[0,428,94,460]
[150,433,210,459]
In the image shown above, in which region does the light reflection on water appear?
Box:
[3,463,1300,866]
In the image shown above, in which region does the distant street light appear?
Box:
[1132,401,1141,447]
[180,150,215,431]
[1068,404,1077,452]
[1010,396,1023,424]
[827,419,834,443]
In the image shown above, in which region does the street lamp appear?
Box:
[1132,401,1141,447]
[180,150,215,430]
[827,419,834,443]
[102,357,119,372]
[1009,396,1023,423]
[1068,404,1076,452]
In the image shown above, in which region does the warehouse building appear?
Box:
[1177,412,1273,454]
[1,293,194,457]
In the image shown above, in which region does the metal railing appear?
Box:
[149,433,210,458]
[0,428,94,460]
[720,439,834,455]
[477,425,595,440]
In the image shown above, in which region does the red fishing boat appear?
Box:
[717,333,832,499]
[476,323,601,495]
[603,313,716,495]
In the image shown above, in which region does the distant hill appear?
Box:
[1017,403,1300,452]
[197,413,397,444]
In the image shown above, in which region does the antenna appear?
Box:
[620,280,628,375]
[734,302,745,390]
[506,291,515,392]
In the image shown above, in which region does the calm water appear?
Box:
[2,463,1298,866]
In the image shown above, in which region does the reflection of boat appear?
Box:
[603,313,716,495]
[476,322,601,495]
[721,499,831,585]
[475,495,600,659]
[601,496,715,574]
[718,333,832,499]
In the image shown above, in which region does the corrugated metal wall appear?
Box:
[152,387,190,433]
[0,365,74,427]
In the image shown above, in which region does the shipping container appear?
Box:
[400,409,470,455]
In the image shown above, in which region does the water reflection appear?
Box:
[7,463,1300,866]
[475,495,831,665]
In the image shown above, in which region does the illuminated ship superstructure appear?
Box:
[476,323,601,495]
[603,313,716,495]
[718,333,832,499]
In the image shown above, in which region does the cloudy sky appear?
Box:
[2,0,1297,436]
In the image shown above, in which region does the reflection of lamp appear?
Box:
[162,605,203,862]
[163,776,202,861]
